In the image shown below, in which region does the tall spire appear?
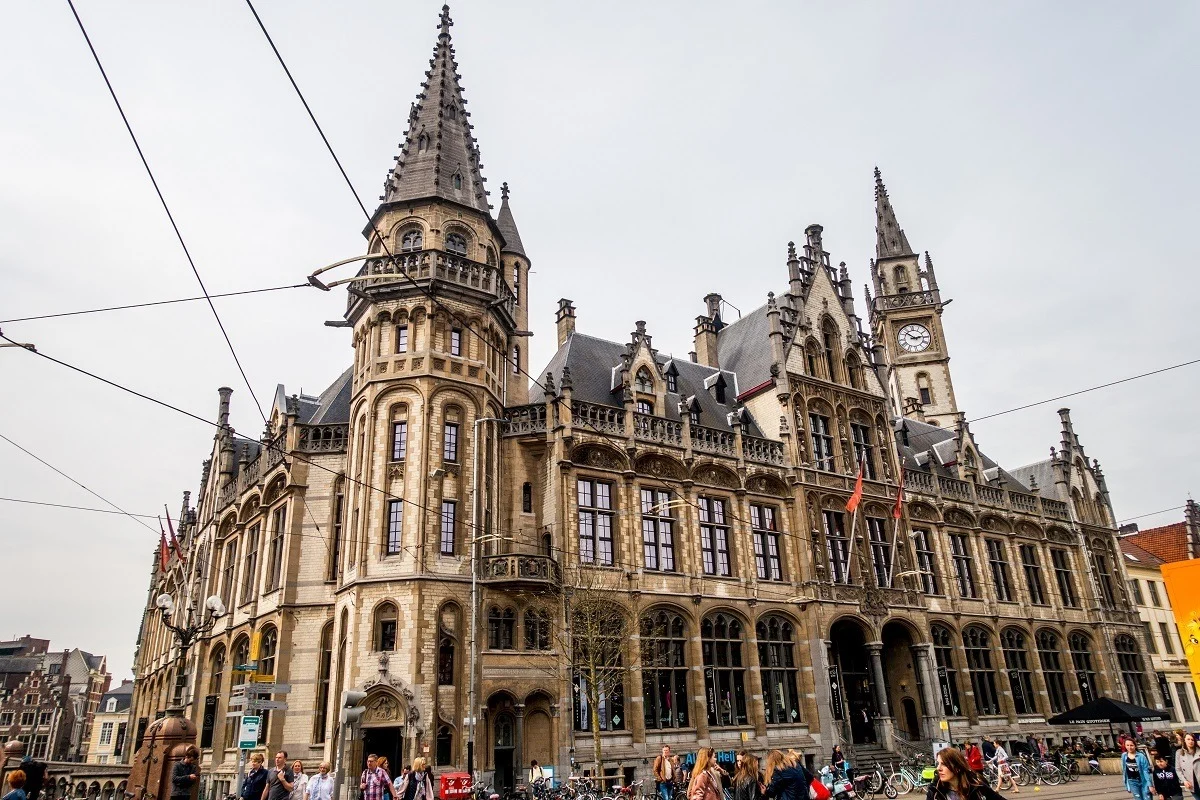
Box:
[874,167,914,259]
[496,182,527,257]
[381,5,490,214]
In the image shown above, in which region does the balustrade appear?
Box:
[298,424,350,453]
[1009,491,1039,513]
[502,404,547,435]
[691,424,736,456]
[633,413,683,446]
[480,554,562,588]
[873,290,940,310]
[937,475,973,501]
[906,471,935,493]
[571,401,625,435]
[1042,498,1071,520]
[976,484,1004,506]
[742,435,785,465]
[363,249,515,314]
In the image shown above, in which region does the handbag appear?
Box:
[808,779,830,800]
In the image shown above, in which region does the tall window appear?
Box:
[1051,549,1079,607]
[699,496,732,577]
[917,374,933,406]
[391,421,407,461]
[757,616,801,725]
[931,625,961,716]
[487,607,515,650]
[387,500,404,555]
[1116,634,1148,705]
[824,510,850,584]
[1069,632,1098,703]
[635,367,653,392]
[438,638,455,685]
[640,489,675,572]
[512,264,520,303]
[666,370,677,393]
[512,346,520,374]
[1094,551,1117,608]
[313,622,333,743]
[400,229,423,252]
[985,539,1013,602]
[810,413,835,471]
[1128,580,1145,606]
[805,341,821,377]
[912,529,941,595]
[751,504,783,581]
[572,619,624,732]
[867,517,891,587]
[1161,622,1177,655]
[204,645,225,749]
[240,524,260,604]
[524,610,550,651]
[963,627,1000,715]
[1001,629,1036,715]
[1177,683,1197,722]
[577,479,614,566]
[850,423,876,479]
[445,232,467,256]
[226,638,250,744]
[1020,544,1047,605]
[374,604,397,651]
[440,501,457,555]
[702,613,747,727]
[821,323,839,382]
[1143,622,1159,654]
[443,422,459,462]
[329,484,344,581]
[846,353,864,389]
[522,482,533,513]
[641,611,688,730]
[395,325,409,353]
[949,533,977,598]
[1036,630,1069,714]
[257,627,279,742]
[265,505,287,591]
[221,538,237,609]
[1148,582,1162,607]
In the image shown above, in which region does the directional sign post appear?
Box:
[238,715,261,749]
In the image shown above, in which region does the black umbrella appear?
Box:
[1047,696,1171,743]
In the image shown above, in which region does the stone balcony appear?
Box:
[480,553,562,591]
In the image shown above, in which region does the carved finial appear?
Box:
[1029,473,1039,490]
[438,4,453,38]
[543,371,556,395]
[501,181,509,201]
[1050,446,1057,460]
[635,320,647,335]
[560,365,573,391]
[766,291,777,310]
[787,241,797,261]
[839,262,849,280]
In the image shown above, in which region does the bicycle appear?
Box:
[886,756,934,795]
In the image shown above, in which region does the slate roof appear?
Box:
[536,332,760,435]
[715,304,773,396]
[1121,522,1191,565]
[100,682,134,712]
[0,656,44,675]
[496,185,526,257]
[308,368,353,425]
[1008,458,1060,498]
[897,418,1030,490]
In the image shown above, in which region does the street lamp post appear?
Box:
[157,593,227,714]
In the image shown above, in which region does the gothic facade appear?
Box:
[129,5,1151,794]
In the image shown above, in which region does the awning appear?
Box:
[1047,696,1171,726]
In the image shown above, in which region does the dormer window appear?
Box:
[446,232,467,256]
[690,410,700,426]
[666,368,678,393]
[400,229,423,252]
[637,400,653,415]
[713,375,727,404]
[635,367,653,393]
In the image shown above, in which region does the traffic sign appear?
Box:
[238,715,260,749]
[247,682,291,692]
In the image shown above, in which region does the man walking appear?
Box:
[361,755,388,800]
[242,754,268,800]
[263,752,294,800]
[652,746,675,800]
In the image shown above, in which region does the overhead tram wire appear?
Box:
[0,283,311,325]
[0,496,161,519]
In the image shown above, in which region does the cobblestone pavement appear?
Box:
[888,774,1132,799]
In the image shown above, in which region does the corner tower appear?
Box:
[868,168,960,427]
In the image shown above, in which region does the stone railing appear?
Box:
[938,475,973,502]
[360,248,515,315]
[217,480,238,510]
[1009,491,1039,513]
[502,404,547,436]
[572,401,625,435]
[633,413,683,446]
[262,432,286,472]
[872,290,940,311]
[481,554,562,588]
[907,470,935,493]
[237,451,262,491]
[1043,499,1071,520]
[298,423,350,453]
[976,484,1005,507]
[692,424,736,457]
[743,435,785,465]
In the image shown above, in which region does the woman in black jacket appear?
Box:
[732,754,762,800]
[926,748,1007,800]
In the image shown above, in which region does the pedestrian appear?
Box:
[654,746,677,800]
[1123,739,1154,800]
[676,757,689,789]
[291,761,309,800]
[529,761,549,784]
[763,751,815,800]
[393,767,413,800]
[3,770,28,800]
[408,758,434,800]
[305,763,334,800]
[172,746,201,800]
[965,742,985,776]
[242,754,269,800]
[17,758,44,800]
[830,746,846,779]
[688,749,724,800]
[1178,733,1200,799]
[361,754,387,800]
[378,758,395,800]
[264,752,295,800]
[1157,733,1176,761]
[989,738,1018,795]
[1154,753,1184,800]
[925,748,1007,800]
[732,753,762,800]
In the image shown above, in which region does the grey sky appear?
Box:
[2,1,1197,679]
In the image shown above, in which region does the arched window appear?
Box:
[571,606,625,732]
[487,607,515,650]
[417,133,429,153]
[702,613,747,726]
[1094,494,1109,526]
[1069,632,1098,702]
[894,265,907,291]
[1000,628,1036,714]
[1036,630,1069,714]
[512,263,520,303]
[452,172,462,190]
[312,622,334,743]
[962,626,1000,716]
[916,373,932,407]
[438,637,455,685]
[400,229,423,252]
[208,646,225,695]
[1115,634,1148,706]
[805,339,822,378]
[446,105,457,121]
[436,725,453,767]
[1092,547,1118,608]
[822,321,840,383]
[634,367,653,393]
[486,247,497,266]
[445,232,468,256]
[846,351,864,390]
[931,624,961,716]
[374,603,398,651]
[756,615,800,725]
[524,609,550,651]
[641,610,688,729]
[259,627,278,676]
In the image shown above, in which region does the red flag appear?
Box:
[845,463,864,514]
[158,530,169,572]
[892,469,906,519]
[165,506,184,561]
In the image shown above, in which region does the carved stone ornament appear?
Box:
[746,475,783,496]
[861,587,888,618]
[694,465,739,489]
[1046,528,1074,544]
[945,508,973,527]
[638,455,685,480]
[909,504,935,521]
[364,693,403,724]
[388,464,405,481]
[577,445,623,471]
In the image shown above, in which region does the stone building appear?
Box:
[85,681,133,765]
[129,4,1151,793]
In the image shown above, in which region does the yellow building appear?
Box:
[85,681,133,765]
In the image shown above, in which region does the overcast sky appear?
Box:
[2,1,1197,679]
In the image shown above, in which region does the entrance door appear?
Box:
[494,713,515,790]
[363,727,405,776]
[902,697,919,740]
[830,619,877,744]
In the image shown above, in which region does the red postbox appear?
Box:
[439,772,473,800]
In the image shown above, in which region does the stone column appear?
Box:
[866,643,891,718]
[514,703,525,778]
[911,644,941,740]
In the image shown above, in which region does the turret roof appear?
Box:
[496,182,527,257]
[875,167,915,259]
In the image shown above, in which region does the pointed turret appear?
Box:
[496,182,527,257]
[875,167,914,259]
[381,5,490,213]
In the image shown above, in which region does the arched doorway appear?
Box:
[830,618,876,744]
[360,690,408,777]
[493,712,515,790]
[881,620,925,740]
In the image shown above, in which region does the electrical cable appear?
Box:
[0,495,159,519]
[0,283,311,325]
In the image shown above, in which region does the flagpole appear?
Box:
[886,515,902,588]
[843,504,861,584]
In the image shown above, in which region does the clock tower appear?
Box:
[867,168,961,427]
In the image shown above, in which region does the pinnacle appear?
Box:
[874,166,914,260]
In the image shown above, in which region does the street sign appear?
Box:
[238,715,260,749]
[245,700,289,711]
[228,696,247,707]
[246,682,291,692]
[232,664,258,673]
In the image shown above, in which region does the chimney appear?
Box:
[216,386,233,429]
[1186,498,1200,559]
[704,293,723,321]
[694,316,719,368]
[216,387,235,484]
[555,298,576,348]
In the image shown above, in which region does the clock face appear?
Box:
[897,323,932,353]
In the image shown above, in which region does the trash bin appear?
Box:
[439,773,473,800]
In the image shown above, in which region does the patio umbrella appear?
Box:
[1047,696,1171,742]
